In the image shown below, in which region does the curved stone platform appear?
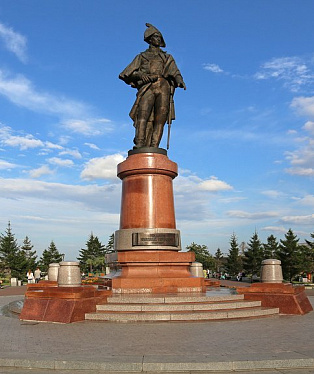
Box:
[85,293,279,322]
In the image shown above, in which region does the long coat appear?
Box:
[119,48,184,125]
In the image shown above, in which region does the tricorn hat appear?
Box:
[144,23,166,47]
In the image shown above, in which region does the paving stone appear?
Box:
[0,292,313,373]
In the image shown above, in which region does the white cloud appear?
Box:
[45,141,63,150]
[285,167,314,176]
[203,63,224,73]
[84,142,100,150]
[262,226,288,234]
[48,157,74,167]
[261,190,283,199]
[29,165,54,178]
[3,134,44,150]
[173,173,235,221]
[0,177,121,213]
[303,121,314,134]
[198,176,233,192]
[280,214,314,225]
[255,56,314,92]
[227,210,279,219]
[0,159,18,169]
[297,195,314,207]
[61,118,113,136]
[0,69,91,118]
[284,107,314,177]
[81,153,125,180]
[59,149,82,159]
[0,22,27,62]
[290,96,314,118]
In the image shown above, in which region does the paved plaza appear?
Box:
[0,283,313,373]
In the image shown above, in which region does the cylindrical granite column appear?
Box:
[115,149,181,251]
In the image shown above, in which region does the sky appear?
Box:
[0,0,314,260]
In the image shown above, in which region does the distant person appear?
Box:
[34,267,41,283]
[237,272,243,281]
[27,269,34,284]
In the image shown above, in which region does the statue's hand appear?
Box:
[141,74,151,84]
[178,81,186,90]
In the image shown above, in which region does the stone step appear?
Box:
[107,294,244,304]
[85,306,279,322]
[96,300,262,312]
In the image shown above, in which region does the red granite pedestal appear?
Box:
[112,149,205,294]
[20,281,110,323]
[237,283,313,315]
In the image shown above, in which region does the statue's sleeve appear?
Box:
[119,54,142,85]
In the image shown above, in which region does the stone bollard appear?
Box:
[57,261,81,287]
[48,263,60,281]
[189,262,204,277]
[261,259,283,283]
[10,278,18,287]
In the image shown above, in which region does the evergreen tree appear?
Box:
[39,240,63,272]
[243,231,263,280]
[277,229,301,282]
[20,236,37,274]
[0,222,23,278]
[302,231,314,277]
[263,234,279,259]
[186,242,214,269]
[106,233,115,253]
[214,248,223,273]
[77,233,106,273]
[226,233,242,275]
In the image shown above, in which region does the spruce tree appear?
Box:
[303,231,314,277]
[277,229,301,282]
[0,222,22,278]
[243,231,263,281]
[106,233,115,253]
[77,233,106,273]
[39,240,63,272]
[21,236,37,274]
[214,248,223,273]
[263,234,279,259]
[226,233,242,276]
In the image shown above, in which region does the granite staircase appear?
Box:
[85,293,279,322]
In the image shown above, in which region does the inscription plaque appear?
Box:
[132,232,179,247]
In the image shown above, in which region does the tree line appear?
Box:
[1,221,313,283]
[187,228,314,282]
[0,222,114,281]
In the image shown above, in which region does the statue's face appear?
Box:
[150,33,162,47]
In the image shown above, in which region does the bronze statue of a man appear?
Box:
[119,23,186,149]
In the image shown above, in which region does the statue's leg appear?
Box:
[134,90,154,148]
[151,81,170,148]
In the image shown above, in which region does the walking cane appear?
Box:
[167,123,171,150]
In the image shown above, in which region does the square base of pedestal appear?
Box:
[237,283,313,315]
[20,285,111,323]
[111,276,205,294]
[111,250,205,294]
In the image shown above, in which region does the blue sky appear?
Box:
[0,0,314,259]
